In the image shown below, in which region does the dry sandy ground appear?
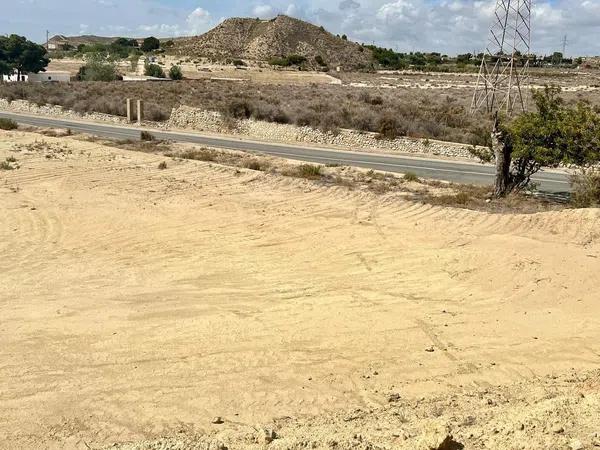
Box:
[47,57,338,85]
[1,130,600,450]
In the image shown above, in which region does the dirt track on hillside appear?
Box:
[1,130,599,449]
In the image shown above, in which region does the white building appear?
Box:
[2,70,70,83]
[2,72,28,82]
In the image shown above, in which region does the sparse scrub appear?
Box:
[431,192,472,206]
[243,159,266,171]
[292,164,322,179]
[178,149,217,162]
[0,157,18,170]
[403,172,420,182]
[140,131,156,141]
[158,161,168,170]
[376,115,405,140]
[571,169,600,208]
[0,79,498,144]
[0,118,18,130]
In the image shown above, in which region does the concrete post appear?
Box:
[137,100,144,125]
[126,98,133,122]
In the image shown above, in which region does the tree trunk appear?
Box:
[492,115,512,197]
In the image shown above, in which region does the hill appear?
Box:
[170,15,373,70]
[46,35,119,50]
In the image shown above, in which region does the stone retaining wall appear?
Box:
[0,99,127,124]
[167,105,477,159]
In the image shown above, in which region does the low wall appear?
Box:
[167,105,477,159]
[0,99,126,124]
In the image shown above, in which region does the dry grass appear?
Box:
[571,169,600,208]
[0,79,492,145]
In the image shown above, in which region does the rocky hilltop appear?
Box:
[171,15,373,70]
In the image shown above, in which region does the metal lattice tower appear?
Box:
[471,0,532,116]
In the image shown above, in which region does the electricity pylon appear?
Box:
[471,0,532,116]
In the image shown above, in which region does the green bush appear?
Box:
[287,55,307,65]
[141,36,160,53]
[269,57,290,67]
[78,57,118,82]
[314,55,327,67]
[168,65,183,80]
[145,63,165,78]
[269,55,306,67]
[0,118,18,130]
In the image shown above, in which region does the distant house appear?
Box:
[2,72,28,82]
[46,35,70,50]
[2,70,71,83]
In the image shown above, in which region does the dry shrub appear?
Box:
[294,164,322,179]
[178,149,217,161]
[403,172,420,182]
[140,131,155,141]
[376,115,406,140]
[0,118,18,130]
[571,169,600,208]
[243,159,267,171]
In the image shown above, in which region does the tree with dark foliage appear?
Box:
[472,86,600,197]
[0,35,49,79]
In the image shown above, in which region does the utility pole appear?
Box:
[46,30,49,50]
[471,0,532,116]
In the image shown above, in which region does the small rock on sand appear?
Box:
[258,428,277,444]
[569,439,584,450]
[388,393,402,403]
[211,416,224,424]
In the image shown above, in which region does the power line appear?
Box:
[471,0,532,116]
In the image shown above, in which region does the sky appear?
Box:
[3,0,599,56]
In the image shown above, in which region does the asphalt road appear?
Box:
[0,111,571,194]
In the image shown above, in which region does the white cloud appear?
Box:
[286,4,300,16]
[187,7,212,34]
[252,4,276,18]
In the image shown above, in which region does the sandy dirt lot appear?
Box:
[47,57,339,85]
[1,130,599,449]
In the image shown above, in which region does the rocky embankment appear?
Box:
[167,105,477,159]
